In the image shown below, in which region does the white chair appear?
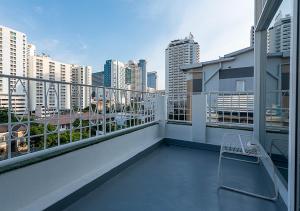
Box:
[218,133,278,201]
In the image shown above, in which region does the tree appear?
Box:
[0,108,18,123]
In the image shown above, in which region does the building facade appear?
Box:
[28,54,72,114]
[71,65,92,109]
[104,60,126,89]
[147,71,157,90]
[268,14,291,53]
[0,26,28,114]
[165,33,200,94]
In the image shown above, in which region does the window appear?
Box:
[236,80,245,92]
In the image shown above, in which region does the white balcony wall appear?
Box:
[0,124,162,211]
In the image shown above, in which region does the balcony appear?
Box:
[0,74,288,211]
[55,142,286,211]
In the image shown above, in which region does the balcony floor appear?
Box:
[63,143,286,211]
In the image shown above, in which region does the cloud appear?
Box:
[139,0,254,90]
[34,37,89,66]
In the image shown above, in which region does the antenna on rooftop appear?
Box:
[189,32,194,40]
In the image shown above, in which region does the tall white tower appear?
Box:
[0,26,28,114]
[268,14,291,53]
[165,33,200,94]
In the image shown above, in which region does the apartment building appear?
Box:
[268,14,291,53]
[165,33,199,94]
[71,65,92,109]
[28,53,72,115]
[0,26,27,114]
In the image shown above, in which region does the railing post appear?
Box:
[69,84,72,143]
[43,81,47,150]
[103,87,106,135]
[8,78,12,159]
[156,94,166,138]
[208,93,211,123]
[27,78,31,153]
[57,83,60,146]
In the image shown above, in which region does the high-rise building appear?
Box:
[268,14,291,53]
[71,65,92,109]
[127,60,140,92]
[165,33,200,94]
[104,59,147,92]
[104,60,126,89]
[92,71,104,87]
[138,59,147,92]
[127,60,141,92]
[28,54,72,114]
[92,71,104,98]
[125,67,132,85]
[147,71,157,90]
[0,26,28,114]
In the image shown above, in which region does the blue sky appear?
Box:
[0,0,254,89]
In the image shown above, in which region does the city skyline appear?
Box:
[0,0,254,89]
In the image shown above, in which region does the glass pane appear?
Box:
[265,0,292,184]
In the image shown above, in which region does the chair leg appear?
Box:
[217,152,223,187]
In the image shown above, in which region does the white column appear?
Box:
[192,94,206,142]
[254,29,267,147]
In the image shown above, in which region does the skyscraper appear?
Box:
[127,60,147,92]
[268,14,291,53]
[165,33,200,94]
[147,71,157,90]
[104,60,126,89]
[71,65,92,109]
[138,59,147,92]
[0,26,28,114]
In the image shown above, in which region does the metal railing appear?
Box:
[205,91,254,127]
[167,92,192,123]
[205,90,289,130]
[0,74,158,161]
[266,90,289,130]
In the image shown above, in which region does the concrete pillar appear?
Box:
[253,0,267,147]
[192,93,206,142]
[156,95,167,138]
[254,30,267,147]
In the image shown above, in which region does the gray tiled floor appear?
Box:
[64,145,287,211]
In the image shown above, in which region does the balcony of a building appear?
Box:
[0,74,289,211]
[0,0,299,210]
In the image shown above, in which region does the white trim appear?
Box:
[288,0,299,210]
